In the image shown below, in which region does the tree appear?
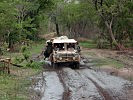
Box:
[93,0,133,50]
[56,0,97,38]
[0,0,17,49]
[0,0,55,50]
[47,0,64,36]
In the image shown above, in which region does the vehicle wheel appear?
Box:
[52,62,58,69]
[72,63,80,69]
[75,63,80,69]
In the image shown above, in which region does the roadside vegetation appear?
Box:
[92,57,124,69]
[0,0,132,53]
[80,40,97,49]
[0,0,132,99]
[0,42,44,100]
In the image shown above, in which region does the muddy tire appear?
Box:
[75,63,80,69]
[52,62,58,69]
[72,62,80,69]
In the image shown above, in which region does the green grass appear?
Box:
[2,42,45,66]
[80,40,97,48]
[125,41,133,48]
[0,74,30,100]
[0,42,45,100]
[0,67,41,100]
[92,58,124,69]
[3,42,44,59]
[28,42,44,56]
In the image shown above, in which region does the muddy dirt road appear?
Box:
[32,63,133,100]
[31,49,133,100]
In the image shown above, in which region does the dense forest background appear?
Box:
[0,0,133,52]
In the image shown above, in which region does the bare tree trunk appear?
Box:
[105,20,124,50]
[55,23,60,36]
[8,35,14,51]
[7,31,14,51]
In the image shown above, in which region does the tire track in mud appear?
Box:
[42,62,70,100]
[57,70,70,100]
[42,59,129,100]
[76,70,115,100]
[75,70,113,100]
[77,69,130,100]
[34,50,132,100]
[60,68,103,100]
[41,71,64,100]
[80,73,114,100]
[43,61,70,100]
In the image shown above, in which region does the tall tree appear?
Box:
[93,0,133,50]
[0,0,55,50]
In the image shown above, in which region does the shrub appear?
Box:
[26,61,44,69]
[14,56,24,64]
[96,38,108,49]
[21,46,29,53]
[23,52,30,61]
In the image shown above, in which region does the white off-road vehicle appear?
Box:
[45,36,81,69]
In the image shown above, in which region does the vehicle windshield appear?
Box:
[54,43,65,51]
[54,43,76,51]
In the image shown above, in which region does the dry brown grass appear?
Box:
[38,32,56,40]
[77,37,89,42]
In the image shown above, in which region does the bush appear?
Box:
[21,46,29,53]
[80,40,97,48]
[23,52,30,61]
[14,56,24,64]
[21,46,30,61]
[26,61,44,69]
[96,38,109,49]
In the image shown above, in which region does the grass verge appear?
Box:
[80,40,97,49]
[92,58,124,69]
[0,68,40,100]
[0,42,45,100]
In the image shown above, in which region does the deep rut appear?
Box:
[57,70,70,100]
[77,69,129,100]
[84,75,114,100]
[40,64,130,100]
[75,70,114,100]
[59,68,103,100]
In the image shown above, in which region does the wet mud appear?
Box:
[32,56,133,100]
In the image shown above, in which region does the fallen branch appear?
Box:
[10,63,23,67]
[0,58,23,68]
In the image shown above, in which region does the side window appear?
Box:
[67,43,75,50]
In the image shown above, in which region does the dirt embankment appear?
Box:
[86,49,133,67]
[82,48,133,80]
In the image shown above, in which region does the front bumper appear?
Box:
[53,56,80,63]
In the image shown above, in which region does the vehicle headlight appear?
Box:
[73,57,76,60]
[59,57,62,60]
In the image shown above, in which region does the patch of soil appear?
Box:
[82,48,133,81]
[126,88,133,100]
[38,32,56,40]
[85,49,133,67]
[100,66,133,81]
